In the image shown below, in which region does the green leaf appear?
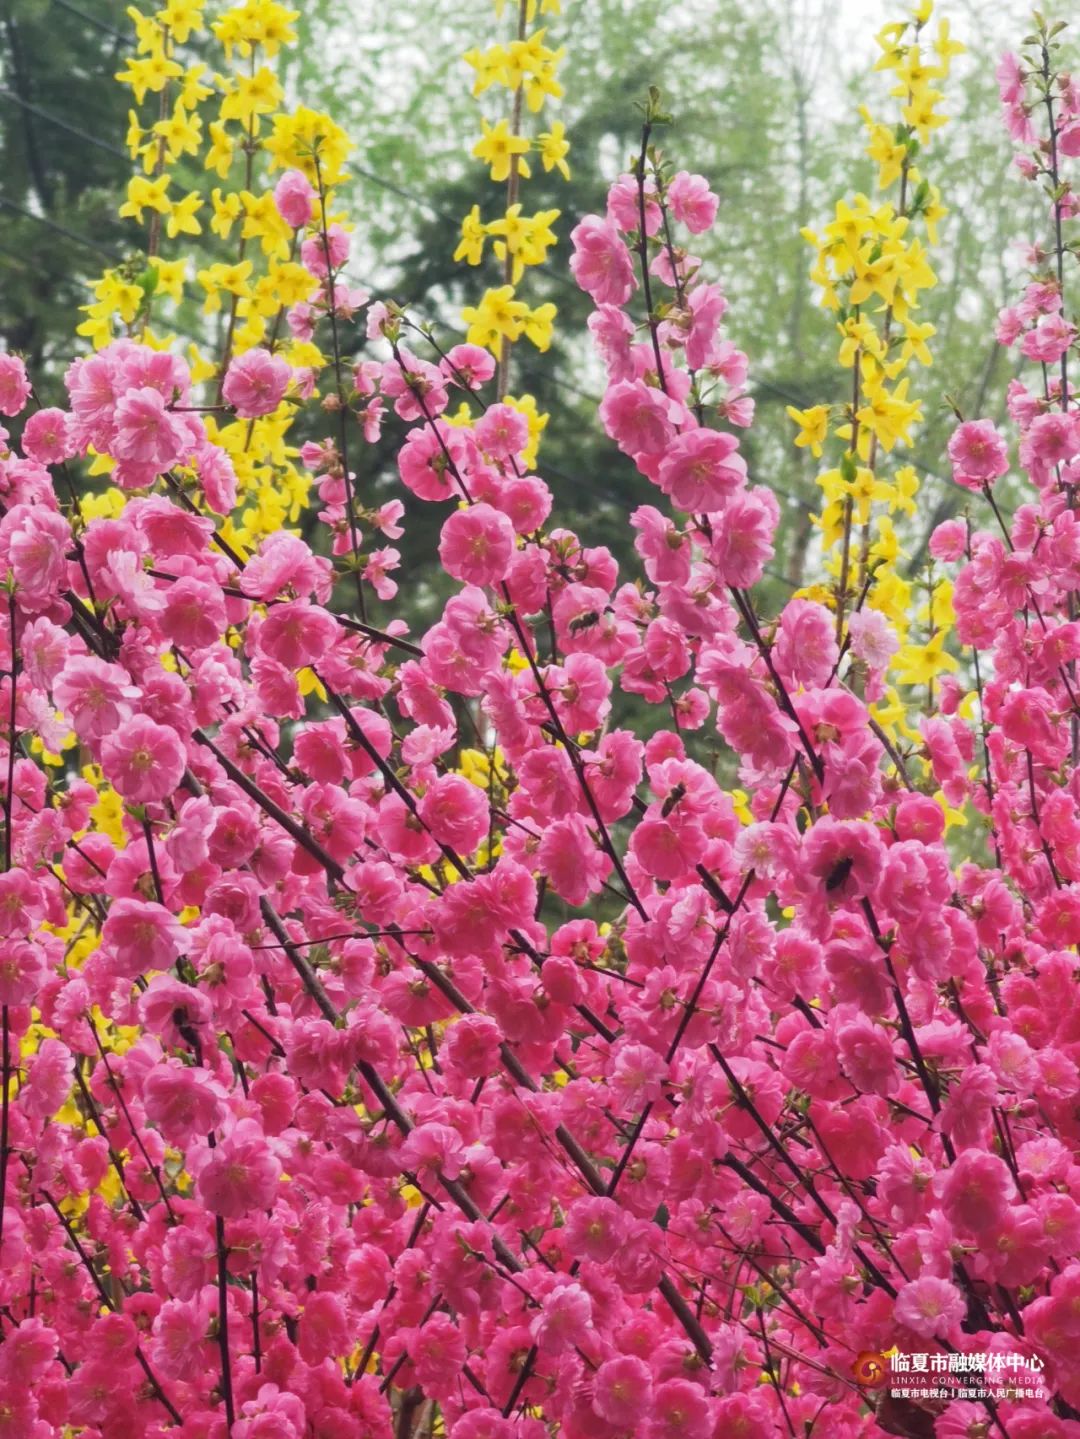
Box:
[137,264,159,298]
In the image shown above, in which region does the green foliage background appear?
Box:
[0,0,1046,626]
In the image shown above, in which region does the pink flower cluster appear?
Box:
[0,26,1080,1439]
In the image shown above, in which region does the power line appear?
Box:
[365,281,818,519]
[0,209,800,592]
[0,212,837,545]
[50,0,133,46]
[12,0,1014,533]
[0,196,122,262]
[348,169,828,519]
[350,159,584,300]
[0,87,128,159]
[0,177,900,570]
[0,241,34,272]
[751,372,979,507]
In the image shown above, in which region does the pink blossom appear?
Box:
[0,939,46,1003]
[607,171,661,234]
[143,1059,227,1145]
[21,407,74,465]
[298,1290,350,1365]
[667,171,719,233]
[150,1293,216,1382]
[441,343,496,388]
[803,817,883,900]
[2,504,71,607]
[938,1150,1016,1234]
[593,1355,653,1426]
[1024,411,1080,471]
[948,419,1009,489]
[258,600,340,668]
[847,607,899,670]
[647,1378,712,1439]
[657,428,745,512]
[774,598,838,688]
[569,215,637,305]
[438,503,515,586]
[631,505,691,586]
[112,387,187,471]
[599,379,678,458]
[538,812,612,904]
[496,474,552,535]
[196,1119,282,1216]
[234,1386,308,1439]
[894,794,946,844]
[531,1281,592,1352]
[929,518,968,562]
[101,897,187,978]
[401,1121,466,1184]
[418,774,488,853]
[708,487,779,587]
[997,52,1024,104]
[835,1013,898,1096]
[0,863,45,943]
[273,169,315,228]
[443,1014,502,1079]
[410,1313,467,1389]
[474,403,529,462]
[630,815,706,881]
[894,1276,965,1339]
[20,1038,71,1124]
[160,576,227,650]
[301,222,349,276]
[0,353,31,416]
[588,303,635,381]
[563,1195,627,1261]
[222,348,291,418]
[1021,312,1075,362]
[398,422,468,501]
[194,440,238,513]
[685,282,729,368]
[101,714,186,803]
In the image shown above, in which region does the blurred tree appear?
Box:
[0,0,1047,622]
[301,0,1038,633]
[0,0,1056,775]
[0,0,135,381]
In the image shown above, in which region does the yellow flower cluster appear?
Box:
[455,0,568,404]
[79,0,355,550]
[789,0,962,725]
[42,0,374,1173]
